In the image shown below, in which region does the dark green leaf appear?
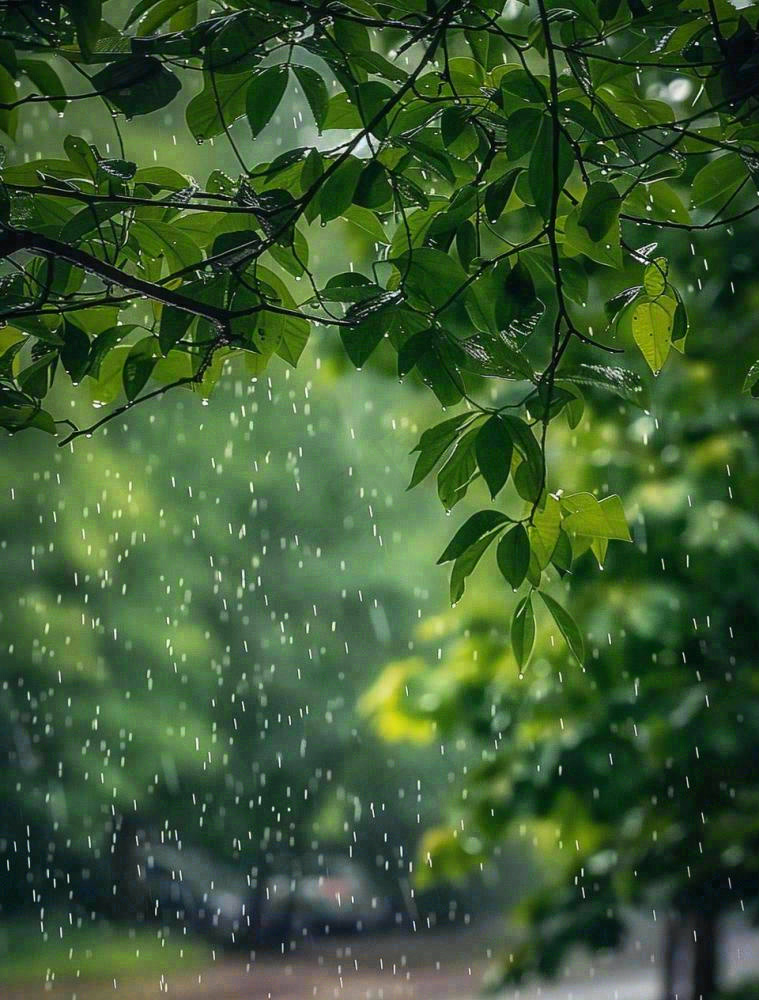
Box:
[551,530,573,576]
[441,106,479,160]
[408,413,473,490]
[91,57,180,116]
[743,361,759,397]
[63,0,103,56]
[320,157,364,223]
[578,181,621,242]
[559,364,649,409]
[529,116,573,219]
[293,65,329,132]
[19,59,67,112]
[398,329,434,379]
[497,524,530,590]
[438,509,510,565]
[511,594,536,668]
[475,415,513,500]
[246,66,289,138]
[159,306,193,355]
[417,349,463,407]
[341,311,389,370]
[437,427,479,510]
[123,337,159,400]
[538,591,585,665]
[484,168,522,224]
[449,531,498,605]
[59,320,90,383]
[186,71,249,140]
[504,415,544,498]
[88,324,137,378]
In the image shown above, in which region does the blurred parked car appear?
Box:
[287,854,393,934]
[109,816,392,944]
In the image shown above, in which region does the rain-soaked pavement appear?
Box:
[5,920,759,1000]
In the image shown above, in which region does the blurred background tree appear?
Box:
[363,175,759,1000]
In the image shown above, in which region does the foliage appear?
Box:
[2,0,759,650]
[0,361,463,919]
[363,210,759,989]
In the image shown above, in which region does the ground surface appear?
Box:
[2,919,758,1000]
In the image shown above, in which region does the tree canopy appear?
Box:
[362,196,759,997]
[2,0,759,647]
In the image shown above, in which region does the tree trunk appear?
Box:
[661,912,719,1000]
[692,912,718,1000]
[248,851,270,947]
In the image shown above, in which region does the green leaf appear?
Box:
[671,296,688,353]
[408,413,473,490]
[89,345,129,405]
[440,107,479,160]
[643,257,669,297]
[511,594,535,668]
[91,57,180,116]
[88,324,137,378]
[538,591,584,665]
[59,203,123,245]
[340,311,389,370]
[63,0,102,56]
[529,494,561,569]
[0,65,18,139]
[457,332,533,380]
[631,294,676,374]
[506,108,542,160]
[449,531,498,605]
[99,158,137,180]
[559,364,649,409]
[560,493,631,541]
[320,157,364,223]
[186,71,249,140]
[246,66,289,138]
[352,81,395,140]
[529,116,573,220]
[438,510,510,564]
[578,181,621,242]
[475,415,513,500]
[456,221,477,272]
[401,249,470,311]
[503,416,543,496]
[205,12,268,73]
[551,530,573,576]
[501,69,546,105]
[133,220,202,272]
[276,313,309,367]
[437,427,479,511]
[19,59,67,112]
[484,168,522,224]
[59,320,90,384]
[417,349,463,407]
[398,329,433,379]
[159,306,193,355]
[564,204,622,267]
[496,261,544,336]
[497,524,530,590]
[123,337,159,400]
[557,380,584,428]
[623,181,690,226]
[322,92,363,130]
[691,153,748,213]
[742,361,759,397]
[354,161,393,210]
[292,66,328,132]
